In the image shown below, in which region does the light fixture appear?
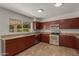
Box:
[55,3,63,7]
[37,9,44,13]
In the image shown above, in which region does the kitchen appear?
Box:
[0,3,79,56]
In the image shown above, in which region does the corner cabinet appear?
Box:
[33,22,43,30]
[5,35,37,56]
[41,34,49,43]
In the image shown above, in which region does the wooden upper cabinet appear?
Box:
[36,22,43,29]
[42,17,79,29]
[59,18,79,29]
[33,22,43,30]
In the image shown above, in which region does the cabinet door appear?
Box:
[33,22,42,30]
[36,22,42,29]
[5,39,18,56]
[59,18,79,29]
[17,35,36,52]
[41,34,49,43]
[22,35,36,48]
[76,39,79,54]
[28,35,36,46]
[59,19,72,29]
[59,35,76,49]
[5,35,37,56]
[16,37,27,52]
[35,34,41,43]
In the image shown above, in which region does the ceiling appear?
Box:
[0,3,79,19]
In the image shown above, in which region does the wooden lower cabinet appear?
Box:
[5,34,79,56]
[41,34,49,43]
[5,39,18,56]
[27,35,36,46]
[35,34,41,43]
[59,35,76,49]
[76,38,79,54]
[5,35,37,56]
[16,37,28,52]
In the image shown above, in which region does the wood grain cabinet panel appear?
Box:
[35,34,41,42]
[42,17,79,29]
[76,38,79,54]
[5,35,37,56]
[16,37,27,52]
[59,19,79,29]
[5,39,18,56]
[33,22,43,30]
[41,34,49,43]
[59,35,76,49]
[27,35,36,46]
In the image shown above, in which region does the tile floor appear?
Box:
[16,42,79,56]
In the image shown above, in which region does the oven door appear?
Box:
[50,35,59,45]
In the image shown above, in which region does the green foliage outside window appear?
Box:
[23,22,30,32]
[17,25,22,32]
[9,25,14,32]
[9,20,31,32]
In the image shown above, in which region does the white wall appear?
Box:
[0,8,33,35]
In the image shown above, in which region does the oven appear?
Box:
[50,24,60,45]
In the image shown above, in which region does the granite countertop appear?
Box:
[41,32,79,39]
[60,32,79,39]
[0,32,40,40]
[41,32,50,34]
[60,32,79,36]
[0,31,79,40]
